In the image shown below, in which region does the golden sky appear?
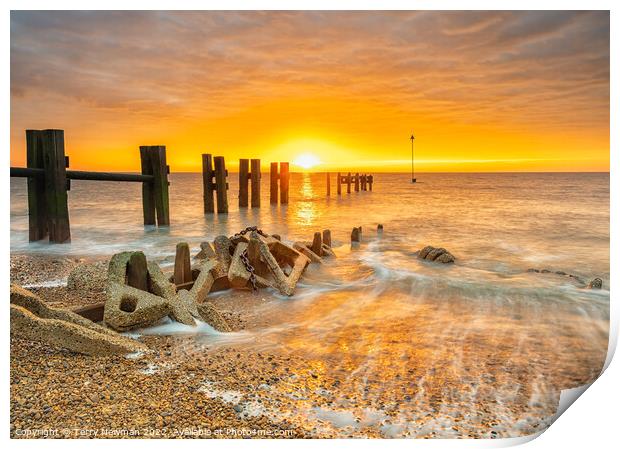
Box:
[10,11,609,172]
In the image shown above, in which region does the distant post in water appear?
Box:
[213,156,229,213]
[368,175,373,191]
[270,162,279,204]
[354,173,360,192]
[361,174,367,191]
[250,159,261,208]
[280,162,289,204]
[347,172,352,194]
[326,172,331,196]
[238,158,249,207]
[202,154,215,213]
[337,172,342,195]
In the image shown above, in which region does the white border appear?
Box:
[2,2,616,448]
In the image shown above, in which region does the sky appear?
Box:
[10,11,609,172]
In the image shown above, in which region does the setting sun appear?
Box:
[293,153,320,170]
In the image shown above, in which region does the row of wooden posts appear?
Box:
[10,129,375,244]
[325,172,374,195]
[9,129,293,243]
[202,156,290,214]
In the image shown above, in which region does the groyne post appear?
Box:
[251,159,261,208]
[326,172,331,196]
[354,173,360,192]
[41,129,71,243]
[238,158,249,207]
[337,172,341,195]
[213,156,229,213]
[280,162,289,204]
[347,172,352,194]
[202,154,215,213]
[140,145,170,226]
[368,175,373,191]
[26,130,48,241]
[270,162,279,204]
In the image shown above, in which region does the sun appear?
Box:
[293,153,320,170]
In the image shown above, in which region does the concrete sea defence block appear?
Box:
[10,284,145,356]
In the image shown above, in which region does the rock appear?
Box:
[10,285,145,356]
[417,246,455,264]
[527,268,540,273]
[322,230,332,247]
[67,261,108,292]
[541,269,551,273]
[194,242,216,260]
[588,278,603,289]
[197,303,232,332]
[377,224,384,233]
[272,234,282,241]
[321,244,336,258]
[104,251,196,331]
[351,227,361,243]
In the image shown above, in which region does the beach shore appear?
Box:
[10,251,607,439]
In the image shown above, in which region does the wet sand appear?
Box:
[10,252,608,439]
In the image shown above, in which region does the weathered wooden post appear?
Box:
[214,156,228,213]
[361,174,367,191]
[347,172,352,194]
[337,172,342,195]
[354,173,360,192]
[127,252,148,291]
[140,147,156,225]
[202,154,215,213]
[140,145,170,226]
[322,229,332,247]
[311,232,323,256]
[26,130,47,241]
[368,175,373,191]
[238,158,249,207]
[251,159,261,208]
[280,162,289,204]
[270,162,279,204]
[326,172,331,196]
[41,129,71,243]
[174,242,192,288]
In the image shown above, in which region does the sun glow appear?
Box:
[293,153,320,170]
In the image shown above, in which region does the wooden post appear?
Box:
[326,172,331,196]
[26,130,47,241]
[355,173,360,192]
[251,158,261,208]
[41,129,70,243]
[145,146,170,226]
[174,242,192,287]
[127,252,148,292]
[311,232,323,257]
[202,154,215,213]
[337,172,341,195]
[238,158,249,207]
[140,147,156,225]
[322,229,332,247]
[368,175,373,191]
[347,172,351,194]
[270,162,279,204]
[280,162,289,204]
[214,156,228,213]
[361,174,366,191]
